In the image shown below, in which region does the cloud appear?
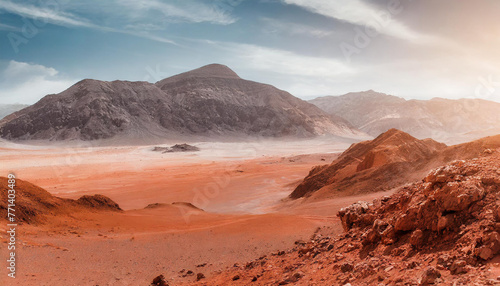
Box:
[281,0,431,43]
[209,41,354,78]
[0,22,21,31]
[260,17,333,38]
[0,0,242,45]
[0,61,76,104]
[0,0,95,28]
[115,0,237,25]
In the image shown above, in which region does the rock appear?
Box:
[437,214,455,231]
[151,275,168,286]
[341,262,354,273]
[380,225,397,245]
[482,177,497,185]
[486,232,500,254]
[450,260,467,275]
[232,275,240,281]
[362,228,380,245]
[436,175,448,183]
[436,254,451,268]
[196,273,205,281]
[476,246,494,260]
[353,262,375,278]
[338,201,371,231]
[294,240,306,246]
[418,266,441,285]
[287,272,304,283]
[438,182,485,212]
[410,229,425,249]
[395,210,417,232]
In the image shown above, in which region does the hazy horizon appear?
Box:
[1,0,500,104]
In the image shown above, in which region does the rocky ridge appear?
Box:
[290,129,447,199]
[291,129,500,200]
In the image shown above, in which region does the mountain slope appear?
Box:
[0,64,359,141]
[309,90,500,143]
[290,129,447,199]
[290,128,500,200]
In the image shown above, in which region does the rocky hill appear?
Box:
[0,177,121,224]
[0,64,359,141]
[290,129,447,199]
[189,151,500,285]
[290,129,500,200]
[309,90,500,143]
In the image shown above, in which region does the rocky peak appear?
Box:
[155,63,241,90]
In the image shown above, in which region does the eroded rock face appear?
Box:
[338,152,500,264]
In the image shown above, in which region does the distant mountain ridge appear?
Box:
[0,64,360,141]
[0,104,29,120]
[309,90,500,143]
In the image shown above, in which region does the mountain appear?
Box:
[290,128,500,200]
[290,129,447,199]
[0,64,359,141]
[309,90,500,143]
[0,104,29,120]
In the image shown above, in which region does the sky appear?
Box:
[1,0,500,104]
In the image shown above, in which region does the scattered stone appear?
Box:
[196,273,205,281]
[341,262,354,273]
[450,260,468,275]
[410,229,424,249]
[151,275,168,286]
[418,267,441,285]
[153,144,200,153]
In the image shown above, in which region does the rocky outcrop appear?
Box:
[76,194,122,211]
[152,144,200,153]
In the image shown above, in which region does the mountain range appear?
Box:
[309,90,500,143]
[0,64,358,141]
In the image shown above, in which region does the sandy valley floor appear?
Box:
[0,138,394,285]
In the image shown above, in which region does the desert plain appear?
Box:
[0,137,393,285]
